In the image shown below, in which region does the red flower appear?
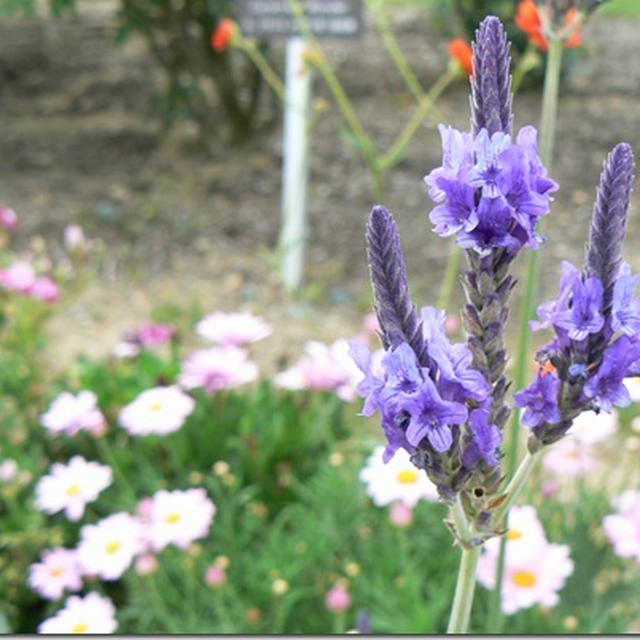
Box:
[447,38,473,76]
[211,18,236,53]
[515,0,582,51]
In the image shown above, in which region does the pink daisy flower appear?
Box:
[179,346,259,393]
[275,339,372,402]
[196,311,272,346]
[603,490,640,562]
[0,205,17,231]
[0,260,36,293]
[29,276,60,303]
[542,436,597,477]
[28,547,83,601]
[40,391,106,437]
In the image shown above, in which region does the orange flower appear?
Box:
[539,360,557,377]
[447,38,473,76]
[211,18,236,53]
[515,0,582,51]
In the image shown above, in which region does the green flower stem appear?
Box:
[287,0,379,180]
[379,67,458,172]
[538,37,564,169]
[235,37,286,102]
[487,36,564,633]
[493,450,541,525]
[368,0,424,104]
[95,436,137,504]
[447,497,480,634]
[437,243,462,310]
[511,45,542,94]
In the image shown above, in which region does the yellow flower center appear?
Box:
[512,570,537,587]
[396,469,419,484]
[507,528,523,540]
[49,567,64,577]
[72,622,89,633]
[165,512,182,524]
[149,401,164,412]
[105,541,121,554]
[66,484,81,496]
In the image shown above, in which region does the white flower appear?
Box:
[478,541,574,614]
[35,456,112,521]
[40,391,106,436]
[144,488,216,551]
[0,458,19,482]
[624,377,640,403]
[119,386,195,436]
[28,547,83,601]
[77,512,144,580]
[568,409,618,445]
[482,505,548,563]
[38,592,117,634]
[196,311,272,346]
[359,445,438,507]
[477,505,574,614]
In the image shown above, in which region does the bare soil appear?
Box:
[2,2,640,373]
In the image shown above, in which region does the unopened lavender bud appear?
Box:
[584,143,635,316]
[470,16,513,136]
[366,206,429,365]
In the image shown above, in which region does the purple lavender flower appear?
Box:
[349,340,384,417]
[610,264,640,337]
[583,336,640,411]
[381,342,425,398]
[425,125,557,255]
[514,373,562,429]
[426,125,474,202]
[399,376,468,452]
[421,307,490,402]
[551,276,604,341]
[530,261,580,334]
[462,408,502,468]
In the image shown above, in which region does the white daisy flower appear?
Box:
[359,445,439,507]
[35,456,112,521]
[76,512,144,580]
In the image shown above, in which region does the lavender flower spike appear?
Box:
[366,206,429,365]
[470,16,513,137]
[584,143,635,316]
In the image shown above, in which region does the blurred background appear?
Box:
[2,0,639,375]
[4,0,640,634]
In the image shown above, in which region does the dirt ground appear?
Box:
[2,2,640,373]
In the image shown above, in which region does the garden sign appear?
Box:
[239,0,364,291]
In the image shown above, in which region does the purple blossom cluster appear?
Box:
[515,143,638,449]
[351,296,501,502]
[425,125,557,256]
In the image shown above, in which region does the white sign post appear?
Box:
[279,37,312,292]
[238,0,363,292]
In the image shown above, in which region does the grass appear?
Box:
[599,0,640,17]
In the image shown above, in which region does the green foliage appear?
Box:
[3,297,640,633]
